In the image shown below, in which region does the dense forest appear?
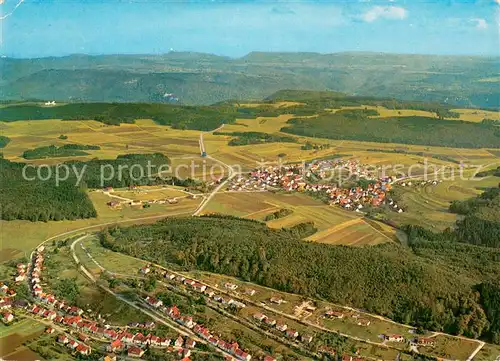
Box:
[0,103,241,130]
[99,214,500,343]
[22,144,101,159]
[0,153,178,221]
[0,158,97,221]
[281,110,500,149]
[214,131,298,146]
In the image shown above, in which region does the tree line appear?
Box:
[214,131,298,146]
[22,143,101,159]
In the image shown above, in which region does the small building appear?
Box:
[224,282,238,290]
[2,312,14,323]
[276,322,287,332]
[104,353,117,361]
[108,339,123,352]
[270,297,284,304]
[76,344,91,356]
[386,334,404,343]
[175,336,184,347]
[245,289,256,296]
[417,337,436,347]
[58,335,69,344]
[253,313,266,322]
[107,201,121,209]
[264,318,276,326]
[325,310,344,319]
[301,334,313,343]
[185,338,196,349]
[128,346,145,358]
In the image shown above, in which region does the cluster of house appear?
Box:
[30,246,46,297]
[144,295,276,361]
[232,162,398,212]
[24,246,191,359]
[28,299,194,359]
[228,175,268,192]
[57,334,91,356]
[384,334,436,347]
[0,282,18,323]
[399,179,441,188]
[106,330,195,359]
[14,263,27,283]
[142,267,248,309]
[324,310,371,327]
[252,313,313,343]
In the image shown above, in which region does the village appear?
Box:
[227,159,406,213]
[1,245,217,361]
[226,158,445,214]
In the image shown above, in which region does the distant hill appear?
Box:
[2,52,499,107]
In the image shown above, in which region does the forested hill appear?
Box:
[2,52,499,107]
[100,215,500,343]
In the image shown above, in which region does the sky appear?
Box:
[1,0,499,58]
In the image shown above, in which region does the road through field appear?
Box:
[193,125,240,216]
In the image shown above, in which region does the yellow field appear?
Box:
[0,119,206,163]
[202,191,395,245]
[451,108,500,122]
[305,218,395,246]
[213,114,296,134]
[389,175,500,230]
[332,105,499,123]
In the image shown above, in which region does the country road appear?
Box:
[193,125,239,216]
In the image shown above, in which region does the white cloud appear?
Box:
[470,18,488,29]
[361,6,407,22]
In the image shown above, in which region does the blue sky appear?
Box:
[1,0,499,58]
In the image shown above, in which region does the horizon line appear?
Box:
[3,50,500,60]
